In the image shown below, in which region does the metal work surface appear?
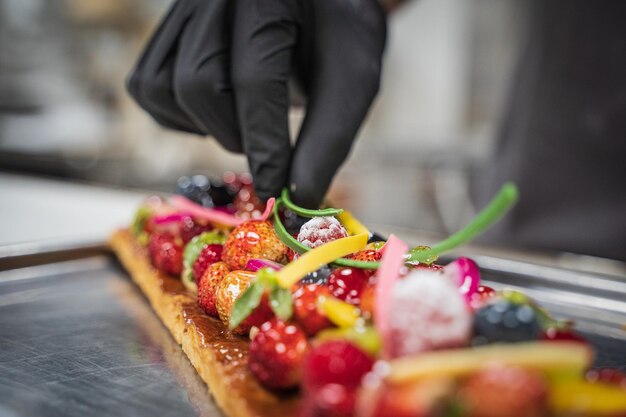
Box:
[0,252,625,417]
[0,256,220,417]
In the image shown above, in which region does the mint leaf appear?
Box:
[229,282,264,329]
[269,286,293,321]
[182,231,226,282]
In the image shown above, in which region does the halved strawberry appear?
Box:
[215,270,273,335]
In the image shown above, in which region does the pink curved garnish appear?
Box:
[374,234,409,358]
[258,197,275,221]
[170,195,275,226]
[443,257,480,303]
[246,258,283,272]
[152,211,193,225]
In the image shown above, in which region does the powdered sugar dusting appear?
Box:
[297,216,348,249]
[387,270,471,358]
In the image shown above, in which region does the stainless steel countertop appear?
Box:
[0,256,221,417]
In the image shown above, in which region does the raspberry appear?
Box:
[192,244,223,281]
[222,221,288,270]
[303,341,374,392]
[293,283,333,336]
[297,217,348,249]
[586,368,626,390]
[179,216,213,243]
[386,270,471,357]
[148,232,183,276]
[457,366,548,417]
[215,270,274,335]
[233,184,265,219]
[327,268,369,306]
[198,261,230,317]
[248,319,308,390]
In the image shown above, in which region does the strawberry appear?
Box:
[215,270,274,335]
[222,220,288,270]
[457,366,548,417]
[198,261,230,317]
[249,319,309,390]
[348,249,382,263]
[327,268,369,306]
[192,244,223,281]
[297,217,348,249]
[148,232,183,276]
[303,341,374,392]
[293,283,333,336]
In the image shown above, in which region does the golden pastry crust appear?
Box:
[109,229,299,417]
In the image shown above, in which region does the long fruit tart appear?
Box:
[110,174,626,417]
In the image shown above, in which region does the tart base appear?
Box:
[109,229,299,417]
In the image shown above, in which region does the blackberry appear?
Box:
[473,299,541,344]
[300,265,332,284]
[175,175,235,208]
[281,208,309,235]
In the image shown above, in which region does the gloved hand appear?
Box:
[127,0,386,208]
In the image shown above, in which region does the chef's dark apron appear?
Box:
[479,0,626,262]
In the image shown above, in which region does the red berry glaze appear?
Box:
[303,341,374,392]
[293,283,333,336]
[297,217,348,249]
[148,232,183,276]
[192,244,223,280]
[327,268,369,306]
[249,319,309,390]
[198,261,230,317]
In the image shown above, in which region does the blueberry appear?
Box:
[300,265,332,284]
[473,300,541,344]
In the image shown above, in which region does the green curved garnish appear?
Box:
[131,206,152,246]
[280,188,343,218]
[408,182,519,263]
[272,198,380,269]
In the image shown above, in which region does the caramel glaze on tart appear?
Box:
[109,229,299,417]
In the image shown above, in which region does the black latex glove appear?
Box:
[127,0,386,208]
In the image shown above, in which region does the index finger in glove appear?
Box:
[289,0,387,208]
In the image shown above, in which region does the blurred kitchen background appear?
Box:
[0,0,527,240]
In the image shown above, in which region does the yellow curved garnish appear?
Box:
[387,341,592,384]
[277,233,368,288]
[549,380,626,415]
[337,210,370,236]
[318,296,362,328]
